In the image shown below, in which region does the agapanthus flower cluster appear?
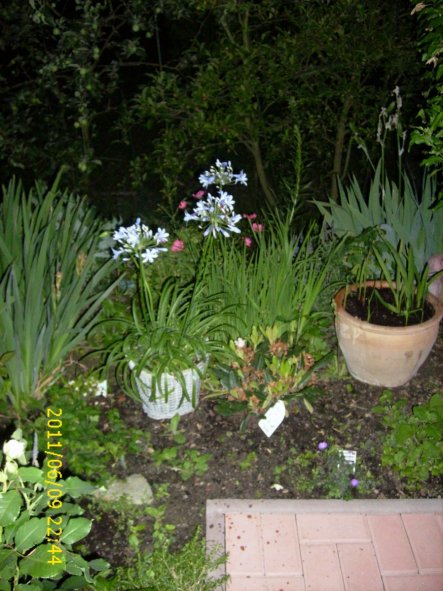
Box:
[112,218,169,264]
[184,191,243,238]
[199,159,247,189]
[185,160,247,238]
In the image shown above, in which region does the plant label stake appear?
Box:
[259,400,286,437]
[338,449,357,467]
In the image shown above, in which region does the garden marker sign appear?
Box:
[259,400,286,437]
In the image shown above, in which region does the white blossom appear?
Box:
[112,219,169,264]
[154,227,169,244]
[3,438,26,461]
[234,337,247,349]
[233,171,248,185]
[185,190,241,238]
[198,160,248,190]
[185,160,246,239]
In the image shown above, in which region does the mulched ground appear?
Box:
[83,327,443,567]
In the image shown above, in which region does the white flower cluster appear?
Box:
[186,160,247,238]
[112,218,169,264]
[199,159,248,189]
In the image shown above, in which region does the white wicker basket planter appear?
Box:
[129,360,206,420]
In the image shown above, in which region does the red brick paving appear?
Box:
[206,499,443,591]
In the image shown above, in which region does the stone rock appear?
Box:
[94,474,154,506]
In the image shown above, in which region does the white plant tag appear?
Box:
[94,380,108,398]
[338,449,357,466]
[258,400,286,437]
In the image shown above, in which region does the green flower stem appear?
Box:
[180,235,214,337]
[136,255,156,325]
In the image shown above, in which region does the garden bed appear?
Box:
[83,328,443,567]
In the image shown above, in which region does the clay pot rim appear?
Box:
[334,280,443,334]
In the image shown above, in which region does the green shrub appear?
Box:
[0,430,109,590]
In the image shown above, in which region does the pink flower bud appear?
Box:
[178,200,187,210]
[252,222,264,232]
[193,190,205,199]
[244,237,252,247]
[171,239,185,252]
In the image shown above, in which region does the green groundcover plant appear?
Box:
[0,430,110,590]
[102,524,227,591]
[30,377,150,484]
[373,390,443,489]
[273,440,375,500]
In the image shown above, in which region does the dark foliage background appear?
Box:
[0,0,435,218]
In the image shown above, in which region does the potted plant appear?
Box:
[334,234,443,387]
[103,161,247,419]
[211,323,332,431]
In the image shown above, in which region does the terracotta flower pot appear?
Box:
[334,281,443,387]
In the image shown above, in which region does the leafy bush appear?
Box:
[212,323,331,423]
[373,390,443,488]
[0,430,109,590]
[0,175,119,416]
[129,1,419,209]
[410,0,443,180]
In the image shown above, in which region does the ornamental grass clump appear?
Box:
[0,175,118,417]
[314,86,443,273]
[205,210,338,341]
[346,229,442,326]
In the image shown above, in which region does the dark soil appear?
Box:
[344,288,435,326]
[83,326,443,567]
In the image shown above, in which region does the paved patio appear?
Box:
[206,498,443,591]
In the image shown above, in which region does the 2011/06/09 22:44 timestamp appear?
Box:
[45,407,64,565]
